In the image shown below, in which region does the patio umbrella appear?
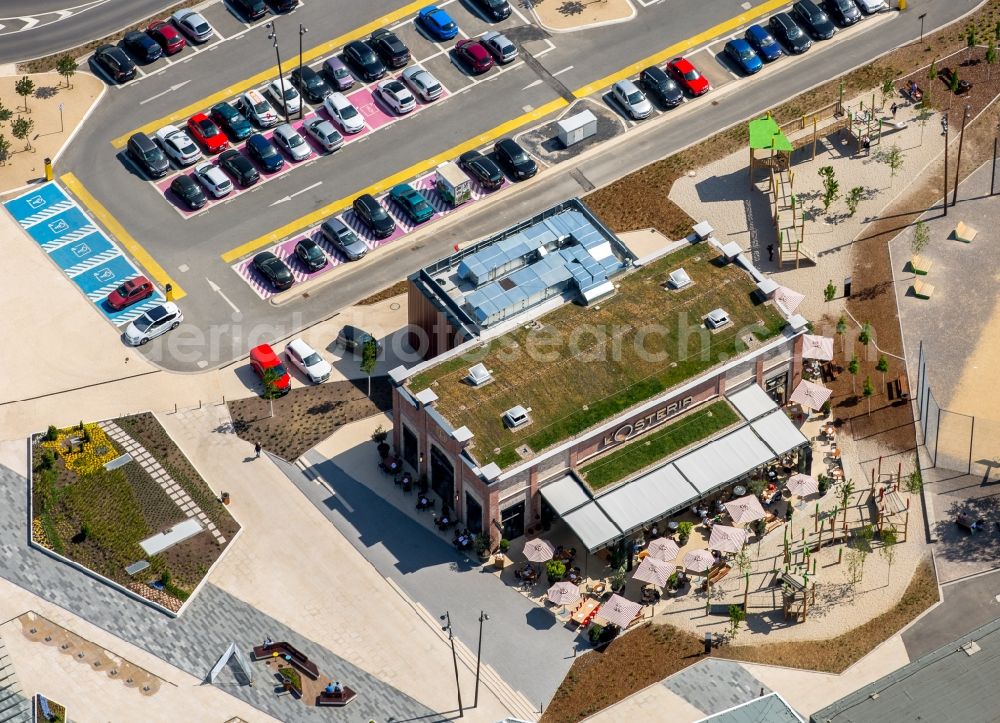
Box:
[597,594,642,628]
[547,581,581,607]
[786,473,819,498]
[801,334,834,361]
[632,557,672,588]
[708,525,748,554]
[523,538,556,563]
[725,495,767,525]
[646,537,680,563]
[683,549,715,573]
[774,286,806,315]
[789,380,832,412]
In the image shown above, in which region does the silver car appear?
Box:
[172,9,213,43]
[273,124,312,161]
[304,118,344,152]
[376,79,415,115]
[480,31,518,64]
[323,92,365,134]
[124,302,183,346]
[320,217,368,261]
[401,65,443,102]
[612,79,652,120]
[193,162,233,198]
[154,124,202,166]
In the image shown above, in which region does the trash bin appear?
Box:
[222,492,230,505]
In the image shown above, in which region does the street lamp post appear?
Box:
[474,611,489,708]
[298,24,308,119]
[441,612,463,717]
[952,103,971,208]
[918,13,927,43]
[266,21,290,125]
[942,112,949,217]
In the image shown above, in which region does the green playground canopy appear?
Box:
[748,116,793,152]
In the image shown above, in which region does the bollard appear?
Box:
[44,158,53,181]
[165,283,174,302]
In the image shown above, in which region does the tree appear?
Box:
[824,280,836,302]
[0,100,11,126]
[876,355,889,391]
[846,186,864,216]
[846,547,866,594]
[880,526,899,583]
[858,321,872,350]
[15,76,35,113]
[967,26,978,65]
[912,220,930,255]
[880,75,895,109]
[836,316,848,354]
[848,354,860,394]
[0,134,9,166]
[360,338,378,397]
[839,479,855,527]
[863,376,875,415]
[987,40,998,81]
[917,99,932,145]
[56,56,78,88]
[818,165,839,211]
[728,604,746,640]
[949,69,961,93]
[11,116,33,151]
[904,466,923,495]
[260,365,281,418]
[928,58,938,83]
[877,144,904,186]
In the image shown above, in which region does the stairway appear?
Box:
[0,636,32,723]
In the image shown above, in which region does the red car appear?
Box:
[106,276,154,311]
[667,57,710,96]
[454,39,494,75]
[187,113,228,153]
[147,20,186,55]
[250,344,291,396]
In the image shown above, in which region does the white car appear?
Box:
[272,123,312,162]
[172,9,213,43]
[854,0,887,12]
[285,338,332,383]
[401,65,442,102]
[612,79,652,120]
[267,78,301,115]
[323,92,365,134]
[480,31,518,64]
[239,90,279,128]
[304,118,344,152]
[376,79,415,115]
[154,124,202,166]
[124,302,183,346]
[193,162,233,198]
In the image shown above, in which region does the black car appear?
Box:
[494,138,537,181]
[246,133,284,172]
[210,101,253,140]
[268,0,298,11]
[343,41,386,82]
[230,0,267,20]
[294,238,328,271]
[792,0,837,40]
[471,0,512,21]
[369,28,410,69]
[352,193,396,239]
[639,66,684,108]
[170,175,207,210]
[219,149,259,186]
[122,31,163,63]
[769,13,813,54]
[459,150,503,190]
[290,66,332,104]
[823,0,861,26]
[93,44,137,83]
[252,251,294,290]
[337,325,382,353]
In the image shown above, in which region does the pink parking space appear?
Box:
[339,208,406,250]
[232,229,348,301]
[348,87,397,131]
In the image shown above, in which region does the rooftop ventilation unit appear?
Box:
[667,268,692,289]
[467,364,493,386]
[503,405,531,429]
[705,308,731,329]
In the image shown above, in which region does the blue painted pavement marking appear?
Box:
[48,232,113,271]
[3,183,69,224]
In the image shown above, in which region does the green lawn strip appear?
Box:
[580,400,740,490]
[39,512,64,554]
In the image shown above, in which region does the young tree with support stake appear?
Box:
[836,316,847,354]
[848,354,860,395]
[839,479,855,527]
[11,117,33,151]
[0,100,11,127]
[15,76,34,113]
[260,366,281,418]
[880,527,899,583]
[360,338,378,397]
[0,134,9,166]
[876,355,889,392]
[863,376,875,416]
[56,56,77,88]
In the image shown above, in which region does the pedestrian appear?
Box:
[766,244,774,261]
[254,441,262,458]
[890,102,898,118]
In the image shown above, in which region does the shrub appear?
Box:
[45,425,58,441]
[39,450,55,471]
[278,666,302,693]
[474,532,491,555]
[370,425,388,444]
[498,538,510,554]
[546,559,566,582]
[677,521,694,545]
[589,623,605,645]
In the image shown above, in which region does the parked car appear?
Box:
[270,0,298,11]
[769,12,813,53]
[854,0,888,14]
[239,89,279,127]
[724,38,763,75]
[494,138,537,180]
[320,217,368,260]
[390,184,434,223]
[304,118,344,152]
[147,20,186,55]
[343,40,386,82]
[249,343,291,395]
[127,132,169,178]
[667,57,710,96]
[352,193,396,239]
[122,31,162,63]
[370,28,410,69]
[612,79,653,120]
[170,175,207,210]
[418,5,459,40]
[824,0,861,25]
[272,123,312,161]
[93,45,136,83]
[187,113,228,153]
[155,124,202,166]
[480,31,517,64]
[290,65,332,104]
[323,92,365,134]
[172,9,213,43]
[322,56,355,91]
[219,149,260,186]
[247,133,285,172]
[230,0,267,20]
[792,0,837,40]
[294,238,328,272]
[401,65,443,102]
[267,78,301,115]
[458,150,503,189]
[252,251,294,291]
[744,24,784,62]
[193,162,233,198]
[210,101,253,140]
[376,79,416,114]
[470,0,511,21]
[639,66,684,107]
[454,39,494,74]
[123,302,183,346]
[285,339,332,383]
[337,325,381,353]
[106,276,154,311]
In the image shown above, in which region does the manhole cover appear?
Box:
[390,302,401,311]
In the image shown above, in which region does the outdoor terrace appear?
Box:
[407,241,788,470]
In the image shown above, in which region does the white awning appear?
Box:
[539,474,591,516]
[751,409,808,456]
[674,426,774,494]
[801,334,835,361]
[727,384,777,421]
[562,503,622,552]
[596,463,700,535]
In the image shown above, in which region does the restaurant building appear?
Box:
[389,201,812,549]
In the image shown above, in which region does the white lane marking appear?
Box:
[207,278,240,314]
[552,66,574,77]
[522,79,543,91]
[139,79,192,105]
[270,180,323,206]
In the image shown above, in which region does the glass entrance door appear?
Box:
[465,493,483,533]
[501,501,525,541]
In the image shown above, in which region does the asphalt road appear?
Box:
[54,0,983,371]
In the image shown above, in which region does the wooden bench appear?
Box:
[913,280,934,299]
[252,643,320,680]
[910,254,932,275]
[317,686,358,707]
[954,221,978,243]
[701,563,732,591]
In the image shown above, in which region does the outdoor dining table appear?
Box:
[571,598,600,625]
[733,485,747,497]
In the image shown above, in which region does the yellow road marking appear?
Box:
[111,0,432,149]
[571,0,790,97]
[221,97,569,263]
[62,172,186,300]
